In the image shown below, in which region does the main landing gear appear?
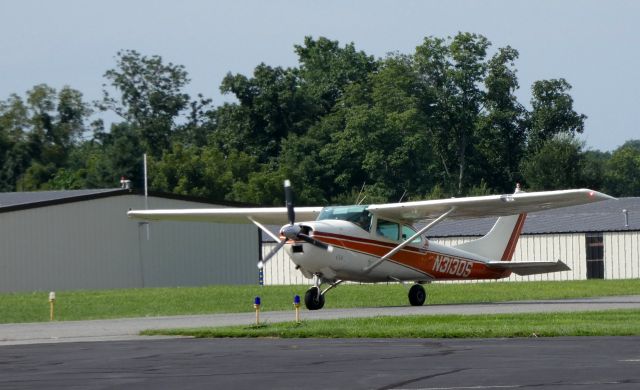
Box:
[304,274,342,310]
[408,284,427,306]
[303,275,428,310]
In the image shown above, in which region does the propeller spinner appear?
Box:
[257,180,332,269]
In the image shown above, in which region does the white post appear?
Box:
[143,153,150,240]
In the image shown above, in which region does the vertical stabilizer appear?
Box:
[454,213,527,261]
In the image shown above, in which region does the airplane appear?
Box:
[128,181,614,310]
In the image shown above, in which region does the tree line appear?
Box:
[1,33,638,205]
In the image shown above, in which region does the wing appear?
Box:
[486,260,571,276]
[127,207,323,225]
[368,189,614,222]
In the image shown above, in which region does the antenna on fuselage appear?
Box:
[355,182,366,205]
[398,189,408,203]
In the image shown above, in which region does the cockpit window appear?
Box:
[376,219,399,240]
[376,219,422,243]
[402,225,422,244]
[317,205,371,231]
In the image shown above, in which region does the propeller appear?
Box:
[257,180,332,269]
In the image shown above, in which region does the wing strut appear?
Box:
[248,217,280,242]
[363,207,456,273]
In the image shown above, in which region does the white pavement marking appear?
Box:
[1,295,640,346]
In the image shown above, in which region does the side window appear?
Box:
[376,219,399,240]
[401,225,422,244]
[354,211,372,232]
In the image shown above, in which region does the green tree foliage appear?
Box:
[99,50,193,158]
[2,34,632,204]
[150,143,257,201]
[527,78,586,153]
[0,85,91,191]
[413,33,525,195]
[294,36,376,113]
[604,140,640,196]
[581,149,610,192]
[475,46,527,192]
[521,135,585,190]
[215,64,312,163]
[317,53,434,202]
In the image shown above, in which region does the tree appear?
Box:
[100,50,192,157]
[0,85,91,191]
[527,78,586,153]
[604,140,640,196]
[474,46,527,192]
[581,149,610,192]
[0,94,30,190]
[216,64,312,163]
[295,36,376,114]
[317,53,435,202]
[521,135,584,190]
[150,143,257,201]
[414,33,491,195]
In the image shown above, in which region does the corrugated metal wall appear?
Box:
[0,195,258,292]
[605,231,640,279]
[262,244,311,285]
[436,234,586,282]
[262,232,639,285]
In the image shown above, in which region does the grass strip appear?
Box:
[142,309,640,339]
[1,279,639,324]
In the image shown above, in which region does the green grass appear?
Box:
[142,309,640,339]
[1,279,639,324]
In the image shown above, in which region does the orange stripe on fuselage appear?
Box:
[310,231,509,280]
[501,213,527,261]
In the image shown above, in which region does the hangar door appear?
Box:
[585,233,604,279]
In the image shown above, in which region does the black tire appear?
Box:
[304,287,325,310]
[408,284,426,306]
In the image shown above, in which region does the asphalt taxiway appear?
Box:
[2,296,640,389]
[2,295,640,345]
[2,337,640,389]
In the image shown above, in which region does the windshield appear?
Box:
[317,205,372,231]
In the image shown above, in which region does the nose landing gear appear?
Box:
[303,274,343,310]
[304,286,325,310]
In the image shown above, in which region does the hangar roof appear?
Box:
[428,197,639,237]
[0,188,250,213]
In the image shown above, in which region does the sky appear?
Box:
[1,0,638,152]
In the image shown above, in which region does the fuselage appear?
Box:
[281,205,511,283]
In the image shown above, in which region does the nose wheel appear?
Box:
[304,286,325,310]
[408,284,427,306]
[303,274,343,310]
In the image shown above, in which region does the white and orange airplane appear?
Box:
[128,181,613,310]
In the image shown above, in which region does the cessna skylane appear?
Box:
[128,181,613,310]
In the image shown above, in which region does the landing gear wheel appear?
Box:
[304,287,325,310]
[408,284,426,306]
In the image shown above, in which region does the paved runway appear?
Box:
[2,295,640,345]
[2,337,640,389]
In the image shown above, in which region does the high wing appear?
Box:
[127,206,323,225]
[368,189,614,223]
[486,260,571,276]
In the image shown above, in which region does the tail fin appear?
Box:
[454,213,527,261]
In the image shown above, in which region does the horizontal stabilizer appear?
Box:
[485,260,571,276]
